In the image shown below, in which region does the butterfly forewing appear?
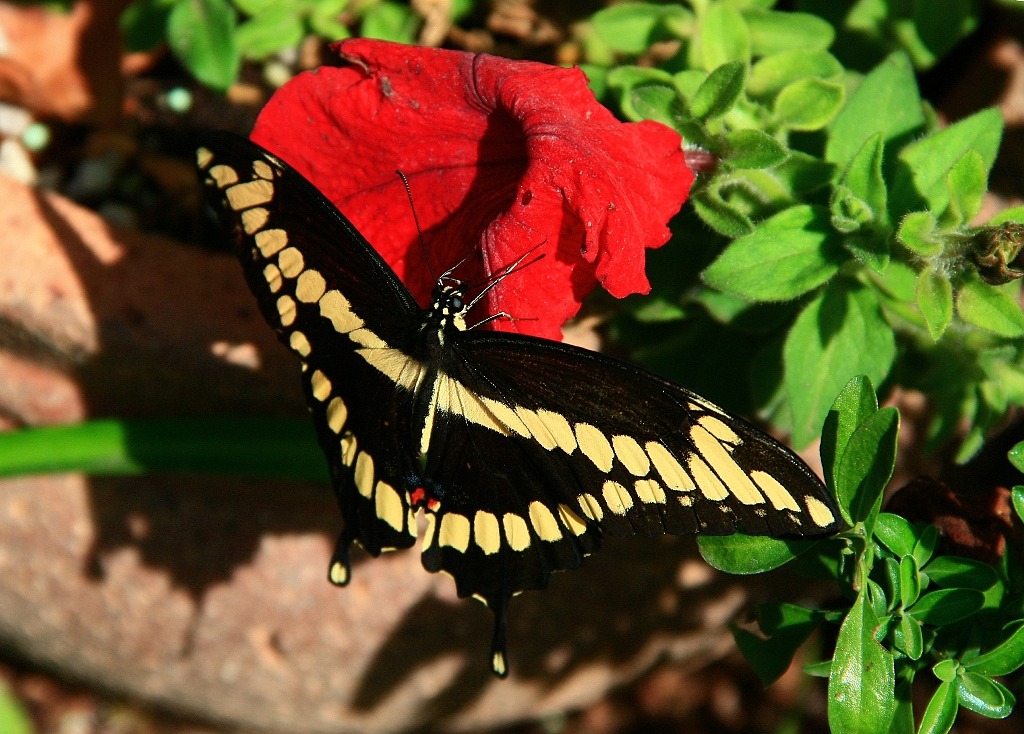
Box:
[197,132,423,567]
[197,131,842,679]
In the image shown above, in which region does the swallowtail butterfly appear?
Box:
[197,131,842,678]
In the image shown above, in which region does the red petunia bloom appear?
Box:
[252,39,693,340]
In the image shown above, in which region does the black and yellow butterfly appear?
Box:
[197,131,842,678]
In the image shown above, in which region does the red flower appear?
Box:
[252,39,693,340]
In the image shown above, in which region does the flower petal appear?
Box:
[252,39,692,339]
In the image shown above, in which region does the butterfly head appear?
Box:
[424,279,471,337]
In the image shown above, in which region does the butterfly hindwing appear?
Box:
[197,132,423,570]
[417,328,841,603]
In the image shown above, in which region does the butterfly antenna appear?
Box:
[396,170,437,282]
[466,243,546,312]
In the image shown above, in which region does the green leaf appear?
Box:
[743,9,834,56]
[691,193,755,237]
[956,672,1015,718]
[924,556,999,591]
[840,133,887,223]
[893,107,1003,216]
[909,588,985,625]
[0,418,327,482]
[894,613,924,659]
[912,0,981,68]
[0,685,31,734]
[917,269,954,341]
[697,534,816,574]
[957,274,1024,338]
[735,607,820,685]
[702,205,842,301]
[591,2,679,55]
[899,555,922,608]
[235,6,304,60]
[918,680,958,734]
[629,82,685,127]
[896,210,942,257]
[773,77,844,131]
[784,282,897,448]
[748,49,843,98]
[989,205,1024,226]
[820,375,878,494]
[1015,486,1024,524]
[826,53,925,170]
[828,589,896,734]
[167,0,239,91]
[872,512,915,557]
[309,0,351,40]
[1011,443,1024,473]
[360,0,419,43]
[121,0,174,52]
[912,524,939,567]
[934,659,960,682]
[834,406,899,525]
[724,128,788,169]
[963,622,1024,676]
[942,149,988,227]
[691,60,746,120]
[699,3,750,70]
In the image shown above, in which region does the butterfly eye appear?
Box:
[450,295,464,311]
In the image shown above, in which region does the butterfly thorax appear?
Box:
[417,281,470,353]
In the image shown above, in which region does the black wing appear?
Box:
[197,132,425,574]
[419,330,842,673]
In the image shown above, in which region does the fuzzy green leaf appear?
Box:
[826,53,924,170]
[691,60,746,120]
[893,107,1003,216]
[702,205,842,301]
[629,82,685,128]
[691,192,755,237]
[725,128,788,169]
[360,1,419,43]
[592,2,685,55]
[917,269,954,341]
[841,133,887,222]
[167,0,239,90]
[828,589,896,733]
[748,49,843,98]
[773,77,844,131]
[699,3,750,69]
[235,6,303,60]
[744,9,834,56]
[957,275,1024,338]
[784,283,897,448]
[942,149,988,226]
[896,210,942,257]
